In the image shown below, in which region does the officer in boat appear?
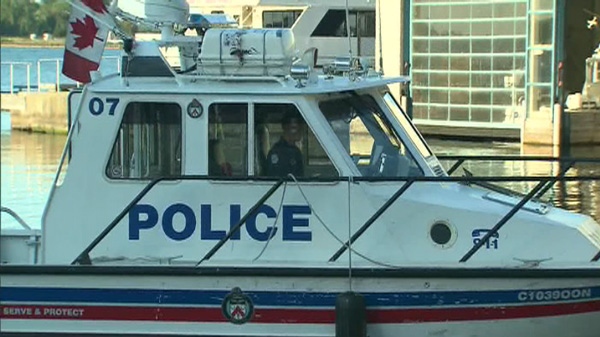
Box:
[265,111,305,178]
[208,112,232,176]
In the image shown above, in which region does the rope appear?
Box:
[253,181,288,261]
[285,174,407,270]
[347,177,353,290]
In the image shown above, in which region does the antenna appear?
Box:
[345,0,353,60]
[377,0,384,74]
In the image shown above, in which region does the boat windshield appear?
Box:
[382,92,434,159]
[319,94,424,177]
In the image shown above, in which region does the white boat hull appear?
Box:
[1,266,599,337]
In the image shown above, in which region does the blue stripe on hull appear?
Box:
[2,286,599,307]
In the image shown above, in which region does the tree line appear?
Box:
[0,0,116,38]
[0,0,73,38]
[1,0,152,39]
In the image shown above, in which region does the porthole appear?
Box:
[428,221,456,249]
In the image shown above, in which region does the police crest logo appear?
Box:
[187,99,203,118]
[221,287,254,325]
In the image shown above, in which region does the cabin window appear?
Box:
[208,103,248,177]
[262,10,302,28]
[254,103,337,178]
[320,94,424,177]
[106,102,182,180]
[311,10,375,37]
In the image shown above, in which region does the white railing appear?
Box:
[0,206,32,230]
[37,58,62,92]
[2,56,121,94]
[0,62,32,94]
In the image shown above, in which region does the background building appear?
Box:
[380,0,600,136]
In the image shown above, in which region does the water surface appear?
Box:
[1,132,65,228]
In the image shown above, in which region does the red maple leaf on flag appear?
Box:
[81,0,108,14]
[71,16,100,50]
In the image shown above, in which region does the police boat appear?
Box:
[1,1,599,337]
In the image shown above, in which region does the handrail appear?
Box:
[176,73,289,85]
[459,168,539,201]
[437,155,600,162]
[329,180,415,262]
[438,155,600,175]
[2,56,120,94]
[331,162,591,263]
[0,206,32,230]
[197,179,284,265]
[72,175,177,265]
[534,165,573,199]
[441,156,598,203]
[0,62,32,65]
[70,172,600,265]
[1,62,32,93]
[351,175,600,183]
[459,162,574,262]
[592,250,600,262]
[459,180,542,262]
[446,159,465,175]
[71,175,284,265]
[37,58,62,92]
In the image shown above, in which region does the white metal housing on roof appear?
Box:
[107,30,408,95]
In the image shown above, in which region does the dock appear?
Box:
[1,91,69,134]
[0,56,118,134]
[413,120,520,141]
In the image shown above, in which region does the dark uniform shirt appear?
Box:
[266,138,304,177]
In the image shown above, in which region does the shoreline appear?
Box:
[1,38,121,50]
[2,43,64,49]
[1,43,121,50]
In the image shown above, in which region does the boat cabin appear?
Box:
[36,28,600,267]
[0,2,599,334]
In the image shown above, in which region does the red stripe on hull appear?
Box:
[1,301,600,324]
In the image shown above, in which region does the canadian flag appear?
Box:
[62,0,115,83]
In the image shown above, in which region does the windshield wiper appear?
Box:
[461,168,527,198]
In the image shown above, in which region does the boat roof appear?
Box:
[90,72,410,96]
